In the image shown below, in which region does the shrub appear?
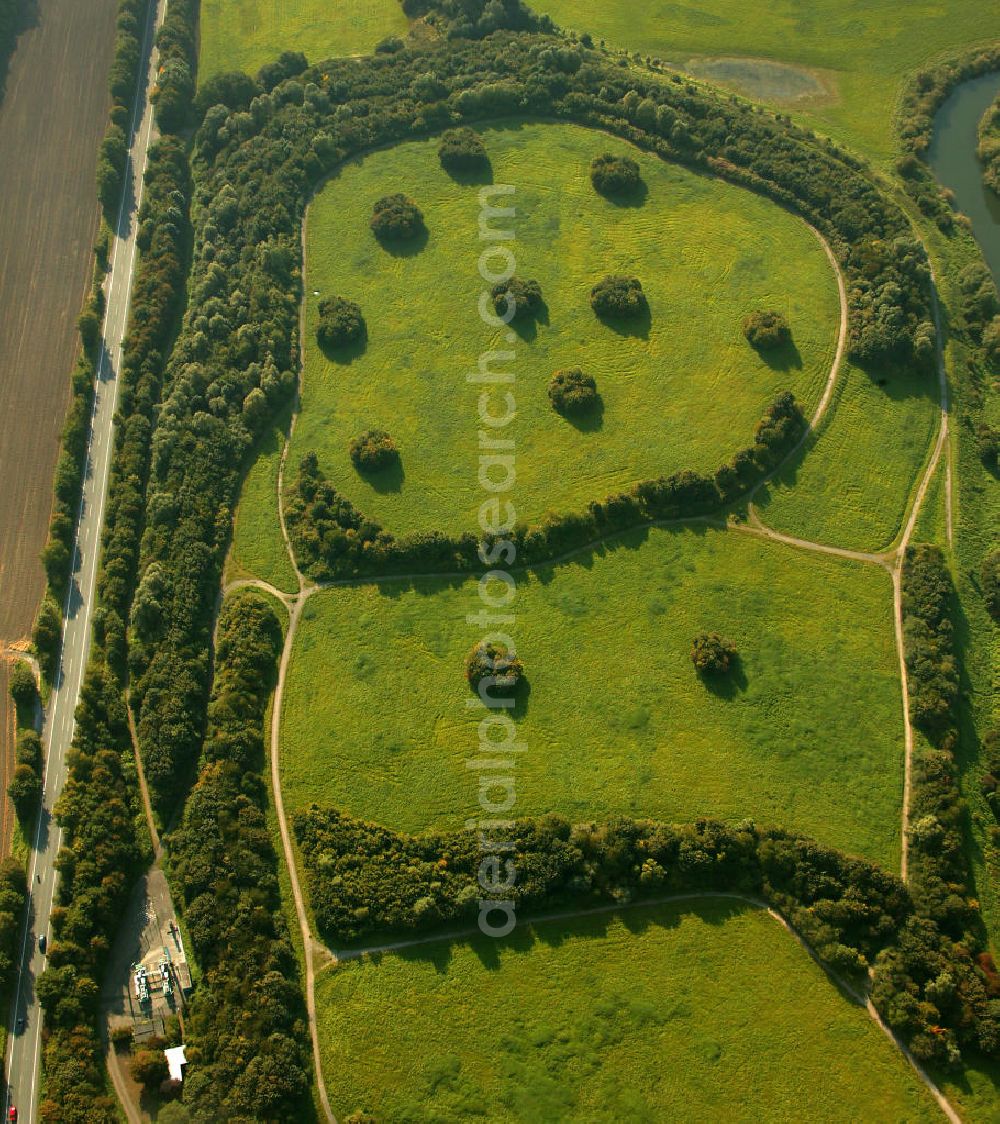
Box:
[984,316,1000,365]
[742,310,791,349]
[982,549,1000,623]
[130,1048,169,1090]
[317,296,366,350]
[349,429,398,472]
[690,632,737,674]
[375,35,405,54]
[438,127,488,173]
[465,640,523,695]
[590,153,642,196]
[549,368,598,415]
[975,422,999,469]
[370,193,424,242]
[590,275,646,319]
[8,661,37,712]
[491,276,542,321]
[8,763,41,813]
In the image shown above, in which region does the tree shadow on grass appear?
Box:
[319,333,368,365]
[755,336,802,371]
[699,655,748,699]
[595,179,649,208]
[595,301,651,340]
[442,159,494,187]
[509,299,550,343]
[560,394,604,433]
[374,224,429,258]
[358,455,404,494]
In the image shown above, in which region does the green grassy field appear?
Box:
[753,361,939,551]
[199,0,410,80]
[281,525,904,866]
[530,0,1000,165]
[316,899,937,1122]
[226,410,298,594]
[289,120,839,539]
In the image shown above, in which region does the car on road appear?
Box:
[38,934,46,954]
[8,1105,17,1122]
[15,1017,24,1033]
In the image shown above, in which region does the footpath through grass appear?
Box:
[281,525,904,867]
[316,898,938,1122]
[529,0,1000,166]
[199,0,409,79]
[290,120,839,539]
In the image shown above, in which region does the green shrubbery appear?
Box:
[742,309,791,349]
[491,275,542,321]
[349,429,398,472]
[590,152,642,196]
[465,639,524,695]
[590,274,646,319]
[548,368,598,415]
[370,193,425,242]
[317,295,366,350]
[438,126,489,174]
[690,632,737,674]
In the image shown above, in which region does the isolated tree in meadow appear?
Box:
[742,309,791,350]
[349,429,398,472]
[549,368,599,415]
[317,295,366,350]
[690,632,738,675]
[370,193,425,242]
[465,640,524,695]
[438,127,489,174]
[491,276,542,321]
[590,275,646,319]
[590,153,642,197]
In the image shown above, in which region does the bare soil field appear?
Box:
[0,0,119,804]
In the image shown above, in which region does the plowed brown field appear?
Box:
[0,0,118,843]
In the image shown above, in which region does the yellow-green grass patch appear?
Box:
[227,410,298,594]
[529,0,1000,166]
[753,361,939,552]
[199,0,410,80]
[316,899,938,1122]
[281,525,904,866]
[291,120,839,539]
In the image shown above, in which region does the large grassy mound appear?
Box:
[529,0,1000,165]
[281,525,904,866]
[289,120,838,538]
[316,899,937,1122]
[199,0,409,80]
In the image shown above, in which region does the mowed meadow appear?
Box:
[317,900,938,1122]
[529,0,1000,165]
[289,120,839,539]
[281,525,904,867]
[199,0,409,78]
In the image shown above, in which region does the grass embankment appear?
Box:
[281,525,904,866]
[199,0,409,78]
[529,0,1000,166]
[288,120,838,539]
[316,898,938,1122]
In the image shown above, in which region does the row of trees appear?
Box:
[167,591,311,1119]
[978,92,1000,197]
[150,0,196,133]
[7,662,41,820]
[285,392,805,582]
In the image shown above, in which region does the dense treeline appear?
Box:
[979,92,1000,197]
[0,0,28,92]
[168,592,311,1119]
[36,123,192,1124]
[903,544,959,739]
[293,807,908,973]
[285,392,805,581]
[151,0,196,133]
[39,663,144,1122]
[97,0,153,222]
[402,0,551,40]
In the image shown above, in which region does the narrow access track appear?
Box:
[3,1,166,1120]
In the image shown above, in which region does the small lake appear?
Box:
[928,71,1000,283]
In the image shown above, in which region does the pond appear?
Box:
[928,71,1000,283]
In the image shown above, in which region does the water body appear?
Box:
[928,71,1000,283]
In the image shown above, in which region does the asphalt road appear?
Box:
[4,1,165,1118]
